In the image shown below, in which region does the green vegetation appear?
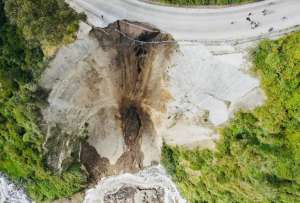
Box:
[0,0,86,201]
[4,0,85,56]
[162,31,300,203]
[158,0,256,6]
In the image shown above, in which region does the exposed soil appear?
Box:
[121,104,141,147]
[115,102,144,172]
[78,20,176,180]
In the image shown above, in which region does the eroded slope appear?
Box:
[41,21,175,178]
[41,20,264,185]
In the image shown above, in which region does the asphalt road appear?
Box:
[68,0,300,42]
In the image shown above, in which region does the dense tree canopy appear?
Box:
[4,0,85,56]
[4,0,83,44]
[162,31,300,203]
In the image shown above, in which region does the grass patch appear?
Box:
[162,31,300,203]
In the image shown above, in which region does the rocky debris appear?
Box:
[84,166,186,203]
[104,186,164,203]
[80,142,110,181]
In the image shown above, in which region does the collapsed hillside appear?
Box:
[41,19,263,182]
[41,20,176,179]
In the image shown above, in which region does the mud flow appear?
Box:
[121,104,141,147]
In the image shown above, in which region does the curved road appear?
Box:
[68,0,300,43]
